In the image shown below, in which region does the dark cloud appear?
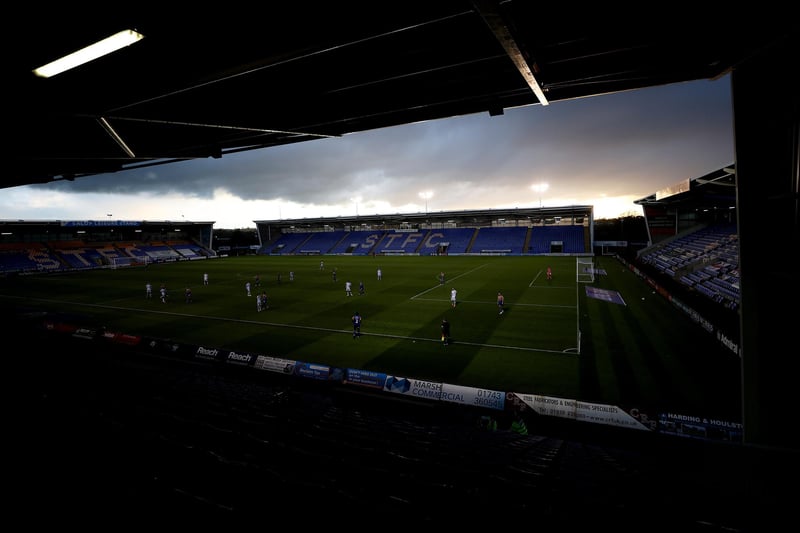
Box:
[32,77,733,213]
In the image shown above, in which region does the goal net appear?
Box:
[576,257,595,283]
[111,255,151,269]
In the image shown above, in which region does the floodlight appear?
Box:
[33,29,144,78]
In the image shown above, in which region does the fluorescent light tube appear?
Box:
[33,29,144,78]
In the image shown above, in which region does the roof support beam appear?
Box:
[97,117,136,158]
[472,0,549,106]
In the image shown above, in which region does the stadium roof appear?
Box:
[8,4,794,189]
[0,219,215,230]
[634,164,737,211]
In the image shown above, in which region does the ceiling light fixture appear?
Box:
[33,29,144,78]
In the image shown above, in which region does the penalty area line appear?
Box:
[410,263,490,300]
[529,270,544,287]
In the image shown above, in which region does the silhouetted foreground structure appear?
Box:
[7,310,798,530]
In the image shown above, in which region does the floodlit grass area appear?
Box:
[0,254,741,422]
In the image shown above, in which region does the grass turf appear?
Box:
[0,254,741,422]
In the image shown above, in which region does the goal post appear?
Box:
[111,255,151,269]
[576,256,595,283]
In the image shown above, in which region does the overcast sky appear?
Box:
[1,76,734,228]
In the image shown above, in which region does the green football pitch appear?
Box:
[0,254,741,423]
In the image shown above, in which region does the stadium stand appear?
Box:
[469,226,529,255]
[138,242,183,262]
[421,227,476,255]
[295,230,349,255]
[377,229,431,254]
[528,226,587,254]
[0,243,62,273]
[257,223,590,257]
[116,242,150,261]
[638,222,740,310]
[0,221,219,274]
[169,241,208,259]
[326,230,387,255]
[54,244,106,269]
[267,232,311,255]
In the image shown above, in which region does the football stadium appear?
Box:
[0,194,742,433]
[0,167,768,522]
[5,8,797,529]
